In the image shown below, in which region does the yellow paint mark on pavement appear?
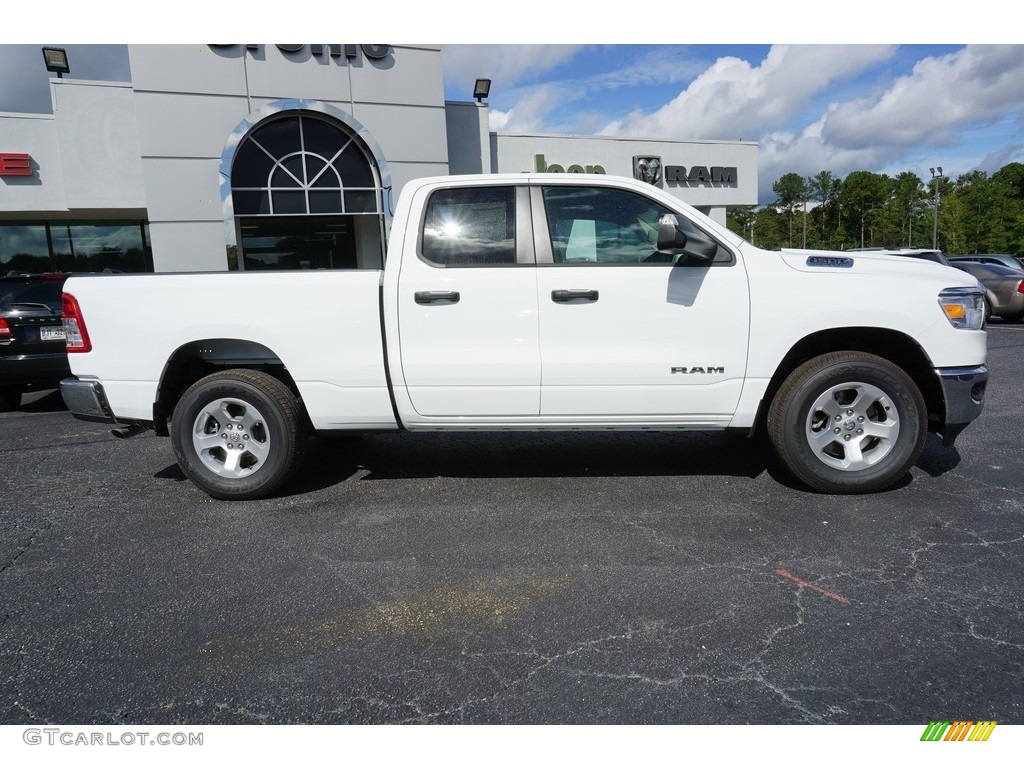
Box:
[189,574,573,673]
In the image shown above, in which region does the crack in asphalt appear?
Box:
[12,647,50,725]
[389,607,848,724]
[0,521,52,576]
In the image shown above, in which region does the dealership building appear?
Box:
[0,45,758,274]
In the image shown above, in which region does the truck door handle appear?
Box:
[551,289,599,303]
[414,291,460,304]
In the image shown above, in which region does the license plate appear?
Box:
[40,326,66,341]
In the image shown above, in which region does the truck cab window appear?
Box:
[421,187,516,267]
[542,186,728,265]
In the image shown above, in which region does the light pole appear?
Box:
[929,166,943,250]
[802,198,807,248]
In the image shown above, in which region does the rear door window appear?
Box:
[421,186,516,267]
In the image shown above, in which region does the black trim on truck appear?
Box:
[379,281,405,431]
[935,365,988,447]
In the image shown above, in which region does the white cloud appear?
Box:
[485,83,575,133]
[578,46,708,92]
[463,45,710,135]
[488,109,510,132]
[822,45,1024,149]
[599,45,897,140]
[752,45,1024,198]
[440,45,584,100]
[977,143,1024,173]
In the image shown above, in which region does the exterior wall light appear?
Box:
[473,78,491,103]
[42,47,70,78]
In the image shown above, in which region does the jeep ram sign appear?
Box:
[534,154,605,174]
[532,153,737,188]
[665,165,737,184]
[635,156,737,186]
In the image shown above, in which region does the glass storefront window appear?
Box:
[0,224,52,273]
[63,224,147,272]
[0,222,152,274]
[232,113,381,217]
[239,216,357,270]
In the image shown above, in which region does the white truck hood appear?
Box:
[776,248,980,289]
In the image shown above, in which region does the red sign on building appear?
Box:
[0,153,32,176]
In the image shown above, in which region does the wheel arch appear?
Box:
[756,327,943,436]
[152,338,303,436]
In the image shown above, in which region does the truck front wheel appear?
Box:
[767,352,926,493]
[170,369,307,500]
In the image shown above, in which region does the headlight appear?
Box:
[938,287,986,330]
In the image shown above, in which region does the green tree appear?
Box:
[772,172,809,248]
[886,171,926,247]
[939,192,966,254]
[840,171,891,248]
[807,170,842,249]
[749,161,1024,256]
[727,206,757,243]
[992,162,1024,197]
[759,207,790,250]
[952,171,994,253]
[978,166,1024,253]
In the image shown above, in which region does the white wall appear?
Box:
[0,80,145,217]
[53,80,146,211]
[0,113,66,214]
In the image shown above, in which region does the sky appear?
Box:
[1,5,1020,204]
[443,44,1024,201]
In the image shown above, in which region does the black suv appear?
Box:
[0,272,71,410]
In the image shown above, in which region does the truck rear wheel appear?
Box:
[766,352,926,493]
[170,369,307,500]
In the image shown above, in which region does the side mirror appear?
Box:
[656,214,717,262]
[657,214,687,253]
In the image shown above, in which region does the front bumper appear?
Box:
[935,365,988,447]
[60,377,117,423]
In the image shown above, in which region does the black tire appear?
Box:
[766,352,926,494]
[0,385,21,411]
[170,369,307,500]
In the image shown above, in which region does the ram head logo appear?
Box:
[633,156,662,186]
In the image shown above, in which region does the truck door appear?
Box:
[532,182,749,419]
[395,184,541,417]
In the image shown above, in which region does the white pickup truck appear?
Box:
[59,173,988,499]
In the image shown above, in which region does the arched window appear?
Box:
[231,113,381,216]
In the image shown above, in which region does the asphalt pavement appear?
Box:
[1,325,1022,725]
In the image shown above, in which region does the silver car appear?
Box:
[949,261,1024,322]
[948,254,1024,271]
